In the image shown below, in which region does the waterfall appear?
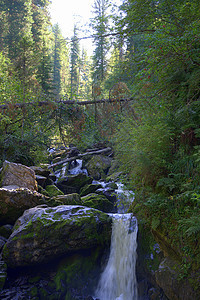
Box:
[94,212,138,300]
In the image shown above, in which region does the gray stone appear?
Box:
[0,161,37,191]
[2,205,112,267]
[0,188,46,225]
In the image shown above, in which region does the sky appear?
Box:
[49,0,94,53]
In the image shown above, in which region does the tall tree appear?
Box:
[70,25,80,99]
[91,0,110,84]
[52,24,70,99]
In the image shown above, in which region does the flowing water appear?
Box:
[94,183,138,300]
[94,213,138,300]
[52,157,138,300]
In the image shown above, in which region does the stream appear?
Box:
[65,160,139,300]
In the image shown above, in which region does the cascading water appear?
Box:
[94,184,138,300]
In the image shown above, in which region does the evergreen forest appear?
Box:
[1,0,200,294]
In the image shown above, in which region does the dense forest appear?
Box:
[1,0,200,293]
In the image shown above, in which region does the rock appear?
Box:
[0,259,7,290]
[95,188,117,204]
[105,182,118,190]
[86,155,112,180]
[80,183,102,197]
[35,175,47,188]
[2,205,112,267]
[0,225,13,239]
[106,171,122,182]
[0,161,38,191]
[29,166,50,178]
[155,257,198,300]
[51,193,82,206]
[0,237,7,251]
[107,159,120,176]
[81,193,114,213]
[45,184,64,197]
[0,188,47,225]
[57,173,93,194]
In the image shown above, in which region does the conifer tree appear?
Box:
[70,25,80,99]
[91,0,110,84]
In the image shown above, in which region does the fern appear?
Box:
[178,215,200,237]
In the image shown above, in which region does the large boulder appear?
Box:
[0,188,46,225]
[29,166,50,178]
[80,183,102,197]
[45,184,64,197]
[50,193,82,206]
[2,205,112,268]
[57,173,92,194]
[81,193,114,212]
[0,161,38,191]
[155,257,198,300]
[86,155,112,180]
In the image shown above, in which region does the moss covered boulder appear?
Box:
[51,193,82,206]
[57,173,93,194]
[80,183,102,197]
[0,188,47,225]
[81,193,114,212]
[2,205,112,268]
[45,184,64,197]
[86,155,112,180]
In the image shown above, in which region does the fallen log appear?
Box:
[48,147,112,169]
[0,98,134,110]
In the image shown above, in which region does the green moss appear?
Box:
[30,286,38,297]
[81,193,113,212]
[45,185,64,197]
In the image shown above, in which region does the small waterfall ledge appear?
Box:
[94,182,138,300]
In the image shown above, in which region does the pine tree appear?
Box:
[52,24,70,99]
[91,0,110,84]
[70,25,80,99]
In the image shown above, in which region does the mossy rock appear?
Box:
[57,173,93,194]
[107,159,120,176]
[106,182,118,190]
[81,193,114,212]
[51,194,82,206]
[54,247,106,299]
[86,155,112,180]
[45,185,64,197]
[2,205,112,268]
[106,171,122,182]
[80,183,102,197]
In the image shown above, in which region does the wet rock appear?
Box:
[155,257,198,300]
[2,205,112,268]
[35,175,47,188]
[81,193,114,213]
[0,161,38,191]
[0,188,47,225]
[45,184,64,197]
[51,193,82,206]
[86,155,112,180]
[80,183,102,197]
[57,173,93,194]
[29,166,50,178]
[106,182,118,190]
[95,188,117,204]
